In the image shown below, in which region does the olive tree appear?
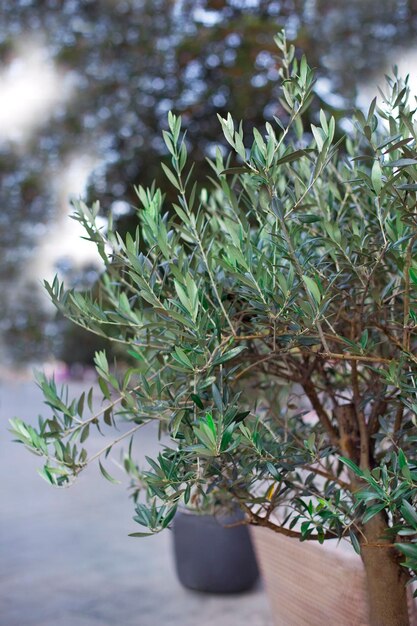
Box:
[11,33,417,625]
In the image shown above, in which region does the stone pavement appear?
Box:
[0,375,273,626]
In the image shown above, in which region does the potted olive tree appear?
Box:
[11,32,417,625]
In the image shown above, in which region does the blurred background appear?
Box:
[2,0,417,370]
[2,3,417,625]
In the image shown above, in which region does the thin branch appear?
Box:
[231,332,271,341]
[315,359,339,407]
[394,404,404,440]
[368,395,387,439]
[65,366,167,435]
[235,354,281,381]
[374,322,417,365]
[403,234,417,353]
[301,379,339,446]
[64,386,140,435]
[358,242,389,329]
[317,351,391,364]
[86,424,144,465]
[241,502,337,541]
[351,360,370,470]
[303,465,351,491]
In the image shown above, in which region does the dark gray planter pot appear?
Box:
[172,508,259,593]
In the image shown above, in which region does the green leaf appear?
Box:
[410,268,417,286]
[205,413,217,438]
[220,167,251,175]
[339,457,364,477]
[172,346,193,369]
[349,530,361,555]
[395,542,417,559]
[161,163,180,190]
[401,500,417,527]
[377,133,402,149]
[103,408,112,427]
[397,184,417,191]
[384,158,417,168]
[362,502,387,524]
[162,505,177,528]
[266,462,282,481]
[371,160,382,194]
[359,329,368,350]
[302,275,321,305]
[311,124,324,151]
[162,130,174,154]
[77,392,85,418]
[211,384,223,412]
[213,346,246,366]
[99,461,120,484]
[171,410,185,438]
[98,377,111,400]
[80,424,90,443]
[87,388,94,412]
[298,214,321,223]
[275,149,307,166]
[398,449,407,469]
[191,394,204,410]
[38,466,56,485]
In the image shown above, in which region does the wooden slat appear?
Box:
[251,527,417,626]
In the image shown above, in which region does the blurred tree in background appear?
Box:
[2,0,417,363]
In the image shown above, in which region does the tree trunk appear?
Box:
[361,515,411,626]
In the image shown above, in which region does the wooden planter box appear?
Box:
[251,527,417,626]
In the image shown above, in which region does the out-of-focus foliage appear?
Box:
[3,1,417,363]
[2,0,417,277]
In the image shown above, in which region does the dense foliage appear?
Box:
[12,33,417,601]
[5,0,417,278]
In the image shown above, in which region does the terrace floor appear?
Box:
[0,374,273,626]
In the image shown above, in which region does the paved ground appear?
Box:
[0,374,273,626]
